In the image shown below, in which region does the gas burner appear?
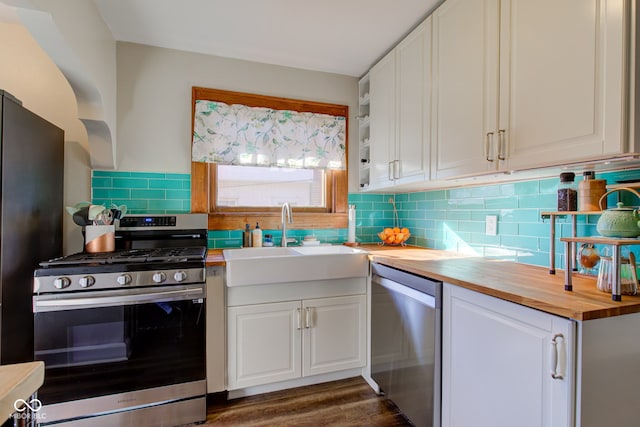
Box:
[39,247,207,267]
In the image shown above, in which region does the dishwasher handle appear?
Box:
[374,276,437,308]
[372,263,442,307]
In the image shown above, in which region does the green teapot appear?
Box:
[596,187,640,238]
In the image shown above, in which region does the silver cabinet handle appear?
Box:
[296,308,302,330]
[485,132,495,162]
[550,333,565,379]
[498,129,506,160]
[305,307,311,328]
[394,160,400,180]
[388,161,393,181]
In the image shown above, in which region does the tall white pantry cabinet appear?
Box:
[443,283,640,427]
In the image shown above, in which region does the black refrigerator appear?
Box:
[0,90,64,365]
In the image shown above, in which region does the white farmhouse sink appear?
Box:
[223,245,368,286]
[222,247,299,260]
[290,245,366,255]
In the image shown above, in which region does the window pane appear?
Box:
[217,165,325,208]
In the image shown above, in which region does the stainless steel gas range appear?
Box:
[32,214,208,427]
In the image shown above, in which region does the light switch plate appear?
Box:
[485,215,498,236]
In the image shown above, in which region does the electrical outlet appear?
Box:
[485,215,498,236]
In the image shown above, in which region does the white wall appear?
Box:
[0,26,360,254]
[115,42,360,191]
[0,22,90,253]
[8,0,118,169]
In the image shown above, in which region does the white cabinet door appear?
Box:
[369,20,431,190]
[442,284,575,427]
[227,301,301,390]
[432,0,627,179]
[502,0,627,169]
[369,50,396,189]
[302,295,366,377]
[431,0,500,179]
[396,18,430,185]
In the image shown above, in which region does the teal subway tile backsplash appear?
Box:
[92,170,191,214]
[364,168,640,269]
[91,169,640,261]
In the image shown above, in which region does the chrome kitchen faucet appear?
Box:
[281,202,293,247]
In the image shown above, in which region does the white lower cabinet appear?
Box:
[227,295,366,390]
[443,283,640,427]
[442,283,575,427]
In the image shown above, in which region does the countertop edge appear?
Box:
[363,245,640,321]
[0,361,44,423]
[209,245,640,321]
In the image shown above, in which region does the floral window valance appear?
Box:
[192,100,346,170]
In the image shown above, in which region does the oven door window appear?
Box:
[34,298,205,404]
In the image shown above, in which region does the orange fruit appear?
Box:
[401,227,409,234]
[393,227,401,233]
[384,227,394,236]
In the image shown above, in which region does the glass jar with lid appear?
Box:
[557,172,577,211]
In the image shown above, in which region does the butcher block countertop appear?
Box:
[364,245,640,321]
[206,249,225,266]
[0,361,44,422]
[208,245,640,321]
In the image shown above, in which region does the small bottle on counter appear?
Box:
[252,222,263,247]
[243,223,252,248]
[557,172,577,211]
[263,234,274,247]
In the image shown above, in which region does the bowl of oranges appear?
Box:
[377,227,411,246]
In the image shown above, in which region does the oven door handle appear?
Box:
[33,285,205,313]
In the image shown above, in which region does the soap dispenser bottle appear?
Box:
[252,222,263,247]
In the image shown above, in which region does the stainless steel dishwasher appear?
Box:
[371,263,442,427]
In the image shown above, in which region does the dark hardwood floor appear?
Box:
[200,377,412,426]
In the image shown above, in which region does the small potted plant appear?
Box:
[66,202,127,252]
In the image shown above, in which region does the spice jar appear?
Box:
[578,171,607,211]
[557,172,577,211]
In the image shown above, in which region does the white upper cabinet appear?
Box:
[432,0,628,180]
[369,49,397,189]
[368,18,431,190]
[502,0,627,169]
[431,0,500,179]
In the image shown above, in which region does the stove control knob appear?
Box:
[54,277,71,289]
[174,271,187,282]
[153,272,167,283]
[117,274,132,286]
[79,276,95,288]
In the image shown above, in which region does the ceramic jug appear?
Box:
[596,187,640,238]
